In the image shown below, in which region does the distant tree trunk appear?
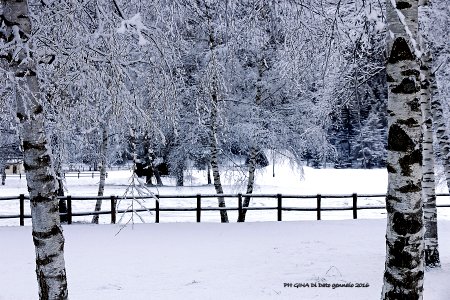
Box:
[52,135,67,223]
[2,1,69,299]
[419,0,440,268]
[381,1,424,299]
[175,162,184,186]
[207,163,212,184]
[153,166,163,186]
[55,165,67,223]
[204,1,228,222]
[92,126,108,224]
[238,147,257,222]
[238,58,265,222]
[1,164,5,185]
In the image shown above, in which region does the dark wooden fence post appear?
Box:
[352,193,358,219]
[155,197,160,223]
[67,196,72,224]
[238,193,243,220]
[110,195,116,224]
[277,194,282,221]
[19,194,25,226]
[196,194,201,223]
[317,194,322,220]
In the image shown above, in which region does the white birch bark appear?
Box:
[1,1,69,299]
[204,1,228,223]
[92,125,108,224]
[382,0,424,299]
[238,59,265,222]
[419,0,440,268]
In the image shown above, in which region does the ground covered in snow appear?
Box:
[2,162,450,299]
[1,220,449,300]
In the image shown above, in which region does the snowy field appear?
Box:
[1,162,450,299]
[2,157,450,225]
[1,220,450,299]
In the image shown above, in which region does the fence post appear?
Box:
[92,172,94,178]
[196,194,201,223]
[110,195,116,224]
[67,196,72,224]
[352,193,358,219]
[77,172,80,179]
[238,193,243,220]
[277,194,282,221]
[155,197,160,223]
[19,194,25,226]
[317,194,322,220]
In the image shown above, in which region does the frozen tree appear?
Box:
[381,0,424,299]
[0,0,69,299]
[419,0,440,268]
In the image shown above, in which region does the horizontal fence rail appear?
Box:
[4,171,110,179]
[1,193,450,226]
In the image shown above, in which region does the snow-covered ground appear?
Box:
[1,220,449,299]
[1,161,450,299]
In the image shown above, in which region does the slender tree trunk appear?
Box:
[1,164,5,185]
[175,162,184,186]
[209,111,228,222]
[238,58,265,222]
[92,125,108,224]
[204,1,228,222]
[153,167,163,186]
[238,147,257,222]
[430,74,450,189]
[207,163,212,184]
[1,1,69,298]
[55,163,68,223]
[381,1,424,299]
[419,0,440,268]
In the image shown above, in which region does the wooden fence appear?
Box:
[4,171,109,179]
[1,193,450,226]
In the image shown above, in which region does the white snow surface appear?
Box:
[1,163,450,299]
[1,220,450,299]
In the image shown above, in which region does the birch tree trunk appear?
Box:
[382,1,424,299]
[1,1,69,299]
[92,125,108,224]
[430,73,450,191]
[209,98,229,223]
[204,1,228,223]
[419,0,440,268]
[238,59,265,222]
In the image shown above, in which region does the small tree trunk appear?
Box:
[175,162,184,186]
[92,126,108,224]
[419,0,440,267]
[237,147,257,222]
[153,167,163,186]
[55,168,67,223]
[2,1,69,298]
[381,1,424,299]
[1,164,5,185]
[207,163,212,184]
[205,2,228,222]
